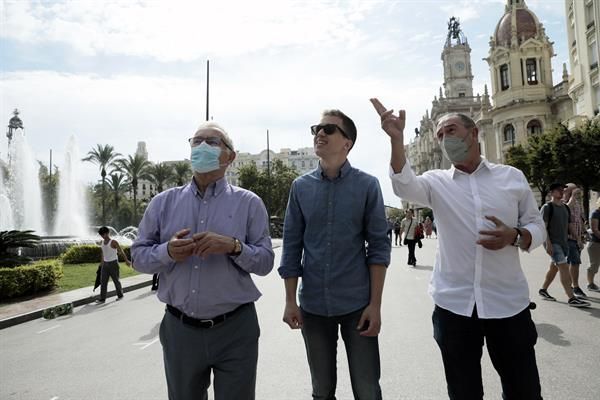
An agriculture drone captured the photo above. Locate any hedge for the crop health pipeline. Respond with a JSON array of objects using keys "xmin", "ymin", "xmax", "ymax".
[
  {"xmin": 61, "ymin": 245, "xmax": 131, "ymax": 264},
  {"xmin": 0, "ymin": 259, "xmax": 63, "ymax": 299}
]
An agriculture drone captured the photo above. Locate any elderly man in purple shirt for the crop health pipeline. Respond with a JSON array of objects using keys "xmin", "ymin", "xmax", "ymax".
[{"xmin": 132, "ymin": 121, "xmax": 274, "ymax": 400}]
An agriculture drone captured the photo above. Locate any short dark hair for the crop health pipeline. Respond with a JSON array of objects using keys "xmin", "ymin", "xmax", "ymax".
[
  {"xmin": 322, "ymin": 109, "xmax": 357, "ymax": 149},
  {"xmin": 439, "ymin": 113, "xmax": 476, "ymax": 129},
  {"xmin": 549, "ymin": 182, "xmax": 565, "ymax": 192},
  {"xmin": 98, "ymin": 226, "xmax": 109, "ymax": 235}
]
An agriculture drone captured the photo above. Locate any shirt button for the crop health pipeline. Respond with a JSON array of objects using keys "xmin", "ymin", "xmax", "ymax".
[
  {"xmin": 194, "ymin": 265, "xmax": 198, "ymax": 269},
  {"xmin": 192, "ymin": 289, "xmax": 196, "ymax": 293},
  {"xmin": 190, "ymin": 312, "xmax": 195, "ymax": 316},
  {"xmin": 203, "ymin": 201, "xmax": 207, "ymax": 204},
  {"xmin": 200, "ymin": 220, "xmax": 204, "ymax": 224}
]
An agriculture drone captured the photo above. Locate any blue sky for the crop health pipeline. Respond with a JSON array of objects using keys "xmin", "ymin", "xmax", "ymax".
[{"xmin": 0, "ymin": 0, "xmax": 567, "ymax": 207}]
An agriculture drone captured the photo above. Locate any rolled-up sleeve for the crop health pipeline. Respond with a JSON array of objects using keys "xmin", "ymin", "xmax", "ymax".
[
  {"xmin": 232, "ymin": 195, "xmax": 274, "ymax": 276},
  {"xmin": 517, "ymin": 172, "xmax": 546, "ymax": 252},
  {"xmin": 364, "ymin": 178, "xmax": 391, "ymax": 267},
  {"xmin": 131, "ymin": 196, "xmax": 176, "ymax": 274},
  {"xmin": 278, "ymin": 181, "xmax": 305, "ymax": 279},
  {"xmin": 389, "ymin": 161, "xmax": 432, "ymax": 207}
]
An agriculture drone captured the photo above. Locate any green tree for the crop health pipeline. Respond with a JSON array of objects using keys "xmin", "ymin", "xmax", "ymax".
[
  {"xmin": 0, "ymin": 230, "xmax": 40, "ymax": 267},
  {"xmin": 238, "ymin": 160, "xmax": 299, "ymax": 218},
  {"xmin": 173, "ymin": 162, "xmax": 192, "ymax": 186},
  {"xmin": 553, "ymin": 120, "xmax": 600, "ymax": 219},
  {"xmin": 82, "ymin": 144, "xmax": 121, "ymax": 225},
  {"xmin": 37, "ymin": 162, "xmax": 59, "ymax": 233},
  {"xmin": 147, "ymin": 162, "xmax": 175, "ymax": 193},
  {"xmin": 106, "ymin": 173, "xmax": 130, "ymax": 228},
  {"xmin": 113, "ymin": 154, "xmax": 151, "ymax": 224},
  {"xmin": 387, "ymin": 207, "xmax": 405, "ymax": 221}
]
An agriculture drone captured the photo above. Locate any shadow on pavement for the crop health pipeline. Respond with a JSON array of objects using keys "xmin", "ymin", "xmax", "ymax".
[
  {"xmin": 133, "ymin": 290, "xmax": 157, "ymax": 301},
  {"xmin": 536, "ymin": 323, "xmax": 571, "ymax": 347},
  {"xmin": 579, "ymin": 306, "xmax": 600, "ymax": 319},
  {"xmin": 139, "ymin": 322, "xmax": 160, "ymax": 341},
  {"xmin": 413, "ymin": 264, "xmax": 433, "ymax": 271}
]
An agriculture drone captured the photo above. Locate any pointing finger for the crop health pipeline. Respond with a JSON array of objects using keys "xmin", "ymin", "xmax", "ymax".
[{"xmin": 370, "ymin": 98, "xmax": 387, "ymax": 116}]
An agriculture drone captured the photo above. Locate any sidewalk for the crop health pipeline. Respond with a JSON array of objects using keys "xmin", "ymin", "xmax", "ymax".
[{"xmin": 0, "ymin": 239, "xmax": 283, "ymax": 330}]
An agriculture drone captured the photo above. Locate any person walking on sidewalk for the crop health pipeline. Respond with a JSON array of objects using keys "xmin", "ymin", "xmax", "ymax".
[
  {"xmin": 400, "ymin": 209, "xmax": 418, "ymax": 266},
  {"xmin": 132, "ymin": 121, "xmax": 274, "ymax": 400},
  {"xmin": 96, "ymin": 226, "xmax": 131, "ymax": 304},
  {"xmin": 538, "ymin": 183, "xmax": 590, "ymax": 307},
  {"xmin": 565, "ymin": 184, "xmax": 587, "ymax": 298},
  {"xmin": 587, "ymin": 197, "xmax": 600, "ymax": 292},
  {"xmin": 371, "ymin": 99, "xmax": 546, "ymax": 400},
  {"xmin": 279, "ymin": 109, "xmax": 390, "ymax": 400}
]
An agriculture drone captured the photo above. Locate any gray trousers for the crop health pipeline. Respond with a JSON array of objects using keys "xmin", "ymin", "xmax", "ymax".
[
  {"xmin": 159, "ymin": 303, "xmax": 260, "ymax": 400},
  {"xmin": 100, "ymin": 260, "xmax": 123, "ymax": 300}
]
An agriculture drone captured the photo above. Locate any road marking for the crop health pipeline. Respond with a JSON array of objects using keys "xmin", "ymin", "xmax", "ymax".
[
  {"xmin": 37, "ymin": 325, "xmax": 60, "ymax": 334},
  {"xmin": 133, "ymin": 338, "xmax": 159, "ymax": 350}
]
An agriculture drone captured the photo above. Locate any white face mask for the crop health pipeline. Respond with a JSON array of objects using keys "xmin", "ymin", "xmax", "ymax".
[{"xmin": 440, "ymin": 134, "xmax": 473, "ymax": 163}]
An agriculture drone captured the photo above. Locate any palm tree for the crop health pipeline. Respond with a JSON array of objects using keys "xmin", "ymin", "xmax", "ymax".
[
  {"xmin": 106, "ymin": 173, "xmax": 130, "ymax": 214},
  {"xmin": 82, "ymin": 144, "xmax": 121, "ymax": 225},
  {"xmin": 147, "ymin": 162, "xmax": 176, "ymax": 193},
  {"xmin": 172, "ymin": 161, "xmax": 192, "ymax": 186},
  {"xmin": 113, "ymin": 154, "xmax": 151, "ymax": 223}
]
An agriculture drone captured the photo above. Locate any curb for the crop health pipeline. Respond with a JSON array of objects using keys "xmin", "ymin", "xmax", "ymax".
[{"xmin": 0, "ymin": 279, "xmax": 153, "ymax": 330}]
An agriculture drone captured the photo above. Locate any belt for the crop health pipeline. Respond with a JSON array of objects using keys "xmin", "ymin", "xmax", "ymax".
[{"xmin": 166, "ymin": 303, "xmax": 250, "ymax": 328}]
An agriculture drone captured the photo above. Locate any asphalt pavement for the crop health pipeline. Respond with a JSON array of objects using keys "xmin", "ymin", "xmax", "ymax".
[{"xmin": 1, "ymin": 238, "xmax": 599, "ymax": 400}]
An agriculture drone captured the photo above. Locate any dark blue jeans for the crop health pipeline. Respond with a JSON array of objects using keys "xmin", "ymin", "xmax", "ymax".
[
  {"xmin": 432, "ymin": 305, "xmax": 542, "ymax": 400},
  {"xmin": 301, "ymin": 308, "xmax": 382, "ymax": 400}
]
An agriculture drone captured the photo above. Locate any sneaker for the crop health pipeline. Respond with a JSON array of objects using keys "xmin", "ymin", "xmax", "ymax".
[
  {"xmin": 573, "ymin": 287, "xmax": 587, "ymax": 298},
  {"xmin": 94, "ymin": 299, "xmax": 105, "ymax": 304},
  {"xmin": 538, "ymin": 289, "xmax": 556, "ymax": 301},
  {"xmin": 115, "ymin": 296, "xmax": 124, "ymax": 301},
  {"xmin": 587, "ymin": 283, "xmax": 600, "ymax": 292},
  {"xmin": 568, "ymin": 297, "xmax": 591, "ymax": 307}
]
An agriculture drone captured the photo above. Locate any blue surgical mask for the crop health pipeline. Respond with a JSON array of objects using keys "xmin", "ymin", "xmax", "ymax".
[{"xmin": 190, "ymin": 142, "xmax": 222, "ymax": 173}]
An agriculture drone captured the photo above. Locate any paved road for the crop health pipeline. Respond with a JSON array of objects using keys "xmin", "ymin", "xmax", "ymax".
[{"xmin": 2, "ymin": 239, "xmax": 599, "ymax": 399}]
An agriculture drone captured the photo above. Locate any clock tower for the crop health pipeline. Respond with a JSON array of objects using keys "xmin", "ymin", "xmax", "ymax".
[{"xmin": 442, "ymin": 17, "xmax": 474, "ymax": 98}]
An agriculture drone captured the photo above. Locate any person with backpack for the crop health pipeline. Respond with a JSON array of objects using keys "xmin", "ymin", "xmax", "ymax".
[{"xmin": 538, "ymin": 183, "xmax": 590, "ymax": 307}]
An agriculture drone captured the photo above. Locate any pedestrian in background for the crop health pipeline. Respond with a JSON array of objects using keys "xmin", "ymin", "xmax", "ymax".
[
  {"xmin": 96, "ymin": 226, "xmax": 131, "ymax": 304},
  {"xmin": 565, "ymin": 184, "xmax": 586, "ymax": 298},
  {"xmin": 400, "ymin": 209, "xmax": 418, "ymax": 266},
  {"xmin": 587, "ymin": 197, "xmax": 600, "ymax": 292}
]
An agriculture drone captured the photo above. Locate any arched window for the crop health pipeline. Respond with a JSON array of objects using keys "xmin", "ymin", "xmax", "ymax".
[
  {"xmin": 503, "ymin": 124, "xmax": 515, "ymax": 144},
  {"xmin": 527, "ymin": 119, "xmax": 542, "ymax": 135}
]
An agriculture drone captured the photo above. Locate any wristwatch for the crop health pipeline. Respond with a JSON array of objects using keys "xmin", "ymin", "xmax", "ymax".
[
  {"xmin": 230, "ymin": 237, "xmax": 242, "ymax": 256},
  {"xmin": 512, "ymin": 228, "xmax": 522, "ymax": 247}
]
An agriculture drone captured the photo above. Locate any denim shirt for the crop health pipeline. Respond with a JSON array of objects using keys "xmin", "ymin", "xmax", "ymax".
[{"xmin": 278, "ymin": 161, "xmax": 391, "ymax": 317}]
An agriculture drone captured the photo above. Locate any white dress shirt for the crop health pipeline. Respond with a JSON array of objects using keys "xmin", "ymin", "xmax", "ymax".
[{"xmin": 390, "ymin": 157, "xmax": 546, "ymax": 318}]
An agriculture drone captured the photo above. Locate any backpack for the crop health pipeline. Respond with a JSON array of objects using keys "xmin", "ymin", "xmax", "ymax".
[{"xmin": 545, "ymin": 202, "xmax": 570, "ymax": 229}]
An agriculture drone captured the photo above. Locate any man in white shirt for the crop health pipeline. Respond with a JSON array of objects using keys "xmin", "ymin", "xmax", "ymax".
[{"xmin": 371, "ymin": 99, "xmax": 546, "ymax": 400}]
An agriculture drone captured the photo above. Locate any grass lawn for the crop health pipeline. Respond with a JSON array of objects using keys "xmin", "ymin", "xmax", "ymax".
[{"xmin": 59, "ymin": 262, "xmax": 140, "ymax": 293}]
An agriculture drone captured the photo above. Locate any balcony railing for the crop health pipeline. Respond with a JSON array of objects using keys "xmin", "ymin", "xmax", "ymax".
[
  {"xmin": 587, "ymin": 21, "xmax": 595, "ymax": 30},
  {"xmin": 591, "ymin": 62, "xmax": 598, "ymax": 70}
]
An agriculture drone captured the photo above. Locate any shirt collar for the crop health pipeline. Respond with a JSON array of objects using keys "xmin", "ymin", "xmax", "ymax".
[
  {"xmin": 316, "ymin": 159, "xmax": 352, "ymax": 181},
  {"xmin": 450, "ymin": 156, "xmax": 489, "ymax": 179},
  {"xmin": 189, "ymin": 176, "xmax": 229, "ymax": 198}
]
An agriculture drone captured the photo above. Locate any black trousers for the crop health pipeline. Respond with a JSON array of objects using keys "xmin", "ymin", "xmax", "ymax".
[
  {"xmin": 432, "ymin": 305, "xmax": 542, "ymax": 400},
  {"xmin": 100, "ymin": 260, "xmax": 123, "ymax": 300},
  {"xmin": 405, "ymin": 239, "xmax": 417, "ymax": 264}
]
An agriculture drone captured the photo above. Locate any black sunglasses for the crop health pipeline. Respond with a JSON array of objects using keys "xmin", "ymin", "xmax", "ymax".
[{"xmin": 310, "ymin": 124, "xmax": 349, "ymax": 139}]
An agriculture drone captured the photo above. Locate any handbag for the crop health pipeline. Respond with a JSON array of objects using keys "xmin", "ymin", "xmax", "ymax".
[
  {"xmin": 415, "ymin": 224, "xmax": 425, "ymax": 240},
  {"xmin": 403, "ymin": 220, "xmax": 413, "ymax": 245}
]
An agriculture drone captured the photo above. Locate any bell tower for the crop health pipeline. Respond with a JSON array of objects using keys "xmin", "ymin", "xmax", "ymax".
[{"xmin": 441, "ymin": 17, "xmax": 474, "ymax": 98}]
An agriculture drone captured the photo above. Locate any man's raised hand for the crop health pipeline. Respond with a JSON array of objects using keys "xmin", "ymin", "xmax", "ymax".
[{"xmin": 370, "ymin": 98, "xmax": 406, "ymax": 141}]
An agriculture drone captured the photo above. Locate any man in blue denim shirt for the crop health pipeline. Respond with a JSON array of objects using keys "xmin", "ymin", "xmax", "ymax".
[{"xmin": 279, "ymin": 109, "xmax": 391, "ymax": 400}]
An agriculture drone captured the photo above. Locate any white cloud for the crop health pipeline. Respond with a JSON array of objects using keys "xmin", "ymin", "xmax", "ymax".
[{"xmin": 1, "ymin": 0, "xmax": 378, "ymax": 61}]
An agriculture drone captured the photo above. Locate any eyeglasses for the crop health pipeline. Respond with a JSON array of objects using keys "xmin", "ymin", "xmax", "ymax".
[
  {"xmin": 310, "ymin": 124, "xmax": 349, "ymax": 139},
  {"xmin": 188, "ymin": 136, "xmax": 233, "ymax": 151}
]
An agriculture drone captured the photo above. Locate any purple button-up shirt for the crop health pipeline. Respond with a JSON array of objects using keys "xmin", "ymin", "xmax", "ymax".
[{"xmin": 131, "ymin": 177, "xmax": 274, "ymax": 318}]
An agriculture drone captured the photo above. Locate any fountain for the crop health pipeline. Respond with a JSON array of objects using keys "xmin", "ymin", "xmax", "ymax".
[{"xmin": 1, "ymin": 110, "xmax": 108, "ymax": 260}]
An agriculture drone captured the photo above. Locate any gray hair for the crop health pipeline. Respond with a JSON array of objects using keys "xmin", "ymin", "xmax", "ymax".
[
  {"xmin": 194, "ymin": 121, "xmax": 235, "ymax": 152},
  {"xmin": 438, "ymin": 113, "xmax": 476, "ymax": 129}
]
